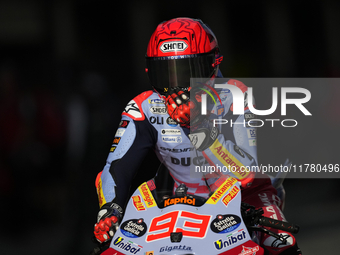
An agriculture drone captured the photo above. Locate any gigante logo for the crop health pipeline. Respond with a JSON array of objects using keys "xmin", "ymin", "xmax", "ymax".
[{"xmin": 199, "ymin": 84, "xmax": 312, "ymax": 127}]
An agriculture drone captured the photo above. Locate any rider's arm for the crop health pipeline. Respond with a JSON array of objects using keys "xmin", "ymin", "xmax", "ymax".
[
  {"xmin": 95, "ymin": 91, "xmax": 157, "ymax": 209},
  {"xmin": 193, "ymin": 79, "xmax": 258, "ymax": 187}
]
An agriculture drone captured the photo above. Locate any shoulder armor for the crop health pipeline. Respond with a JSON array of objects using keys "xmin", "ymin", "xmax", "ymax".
[
  {"xmin": 227, "ymin": 79, "xmax": 248, "ymax": 93},
  {"xmin": 227, "ymin": 79, "xmax": 250, "ymax": 112},
  {"xmin": 122, "ymin": 90, "xmax": 154, "ymax": 121}
]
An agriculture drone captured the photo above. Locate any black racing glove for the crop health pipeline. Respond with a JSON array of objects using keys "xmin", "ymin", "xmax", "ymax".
[{"xmin": 188, "ymin": 121, "xmax": 219, "ymax": 151}]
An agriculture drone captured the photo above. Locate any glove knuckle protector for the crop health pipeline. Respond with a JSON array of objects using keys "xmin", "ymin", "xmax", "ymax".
[
  {"xmin": 166, "ymin": 87, "xmax": 200, "ymax": 126},
  {"xmin": 94, "ymin": 202, "xmax": 123, "ymax": 243}
]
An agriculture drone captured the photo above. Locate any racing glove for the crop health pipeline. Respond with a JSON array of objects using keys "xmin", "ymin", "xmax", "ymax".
[
  {"xmin": 94, "ymin": 202, "xmax": 123, "ymax": 243},
  {"xmin": 166, "ymin": 87, "xmax": 201, "ymax": 126},
  {"xmin": 188, "ymin": 120, "xmax": 219, "ymax": 151}
]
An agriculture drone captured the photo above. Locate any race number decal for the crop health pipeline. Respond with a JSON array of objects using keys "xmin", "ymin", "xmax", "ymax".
[
  {"xmin": 146, "ymin": 211, "xmax": 211, "ymax": 242},
  {"xmin": 177, "ymin": 211, "xmax": 211, "ymax": 238},
  {"xmin": 146, "ymin": 211, "xmax": 179, "ymax": 242}
]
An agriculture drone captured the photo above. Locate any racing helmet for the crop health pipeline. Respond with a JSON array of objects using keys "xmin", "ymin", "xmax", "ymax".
[{"xmin": 145, "ymin": 18, "xmax": 222, "ymax": 95}]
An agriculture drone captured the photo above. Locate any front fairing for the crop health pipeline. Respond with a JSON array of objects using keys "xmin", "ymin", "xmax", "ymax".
[{"xmin": 104, "ymin": 146, "xmax": 263, "ymax": 255}]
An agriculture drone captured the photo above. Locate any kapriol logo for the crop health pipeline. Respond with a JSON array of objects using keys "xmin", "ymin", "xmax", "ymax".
[{"xmin": 199, "ymin": 83, "xmax": 312, "ymax": 128}]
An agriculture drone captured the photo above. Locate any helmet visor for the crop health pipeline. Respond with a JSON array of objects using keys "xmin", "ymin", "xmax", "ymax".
[{"xmin": 146, "ymin": 51, "xmax": 216, "ymax": 94}]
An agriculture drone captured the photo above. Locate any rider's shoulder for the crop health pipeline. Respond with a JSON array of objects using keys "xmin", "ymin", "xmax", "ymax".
[
  {"xmin": 133, "ymin": 90, "xmax": 155, "ymax": 102},
  {"xmin": 225, "ymin": 78, "xmax": 248, "ymax": 93},
  {"xmin": 122, "ymin": 90, "xmax": 161, "ymax": 121}
]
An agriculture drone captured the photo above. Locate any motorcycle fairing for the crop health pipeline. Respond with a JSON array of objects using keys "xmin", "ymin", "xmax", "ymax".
[{"xmin": 106, "ymin": 176, "xmax": 264, "ymax": 255}]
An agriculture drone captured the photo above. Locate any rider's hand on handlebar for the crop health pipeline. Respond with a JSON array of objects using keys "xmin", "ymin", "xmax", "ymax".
[{"xmin": 94, "ymin": 202, "xmax": 123, "ymax": 243}]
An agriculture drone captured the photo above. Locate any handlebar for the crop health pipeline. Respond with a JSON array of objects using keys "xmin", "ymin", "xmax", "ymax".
[
  {"xmin": 241, "ymin": 202, "xmax": 300, "ymax": 234},
  {"xmin": 257, "ymin": 216, "xmax": 300, "ymax": 234}
]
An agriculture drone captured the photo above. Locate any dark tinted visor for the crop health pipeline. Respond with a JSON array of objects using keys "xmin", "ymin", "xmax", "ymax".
[{"xmin": 146, "ymin": 51, "xmax": 216, "ymax": 94}]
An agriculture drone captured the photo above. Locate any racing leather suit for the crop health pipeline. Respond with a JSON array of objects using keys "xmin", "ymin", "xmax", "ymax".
[{"xmin": 95, "ymin": 79, "xmax": 300, "ymax": 254}]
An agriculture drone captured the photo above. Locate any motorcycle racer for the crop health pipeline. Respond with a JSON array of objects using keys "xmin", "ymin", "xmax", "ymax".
[{"xmin": 93, "ymin": 17, "xmax": 301, "ymax": 255}]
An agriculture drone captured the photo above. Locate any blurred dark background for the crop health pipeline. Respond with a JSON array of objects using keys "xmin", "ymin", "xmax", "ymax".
[{"xmin": 0, "ymin": 0, "xmax": 339, "ymax": 254}]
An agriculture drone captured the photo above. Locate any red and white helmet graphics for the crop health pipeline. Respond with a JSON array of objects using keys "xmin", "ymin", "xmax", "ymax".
[{"xmin": 146, "ymin": 17, "xmax": 218, "ymax": 58}]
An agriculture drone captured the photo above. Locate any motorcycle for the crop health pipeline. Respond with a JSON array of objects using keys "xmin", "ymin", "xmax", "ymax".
[{"xmin": 91, "ymin": 149, "xmax": 299, "ymax": 255}]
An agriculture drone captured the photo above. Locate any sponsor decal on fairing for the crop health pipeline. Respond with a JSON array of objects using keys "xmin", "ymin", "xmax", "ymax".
[
  {"xmin": 120, "ymin": 219, "xmax": 147, "ymax": 238},
  {"xmin": 221, "ymin": 186, "xmax": 240, "ymax": 207},
  {"xmin": 239, "ymin": 245, "xmax": 260, "ymax": 255},
  {"xmin": 131, "ymin": 195, "xmax": 146, "ymax": 211},
  {"xmin": 159, "ymin": 245, "xmax": 193, "ymax": 252},
  {"xmin": 206, "ymin": 177, "xmax": 238, "ymax": 204},
  {"xmin": 112, "ymin": 237, "xmax": 142, "ymax": 254},
  {"xmin": 210, "ymin": 214, "xmax": 242, "ymax": 234},
  {"xmin": 146, "ymin": 180, "xmax": 156, "ymax": 191},
  {"xmin": 214, "ymin": 230, "xmax": 247, "ymax": 250},
  {"xmin": 163, "ymin": 196, "xmax": 196, "ymax": 207},
  {"xmin": 138, "ymin": 183, "xmax": 156, "ymax": 208}
]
